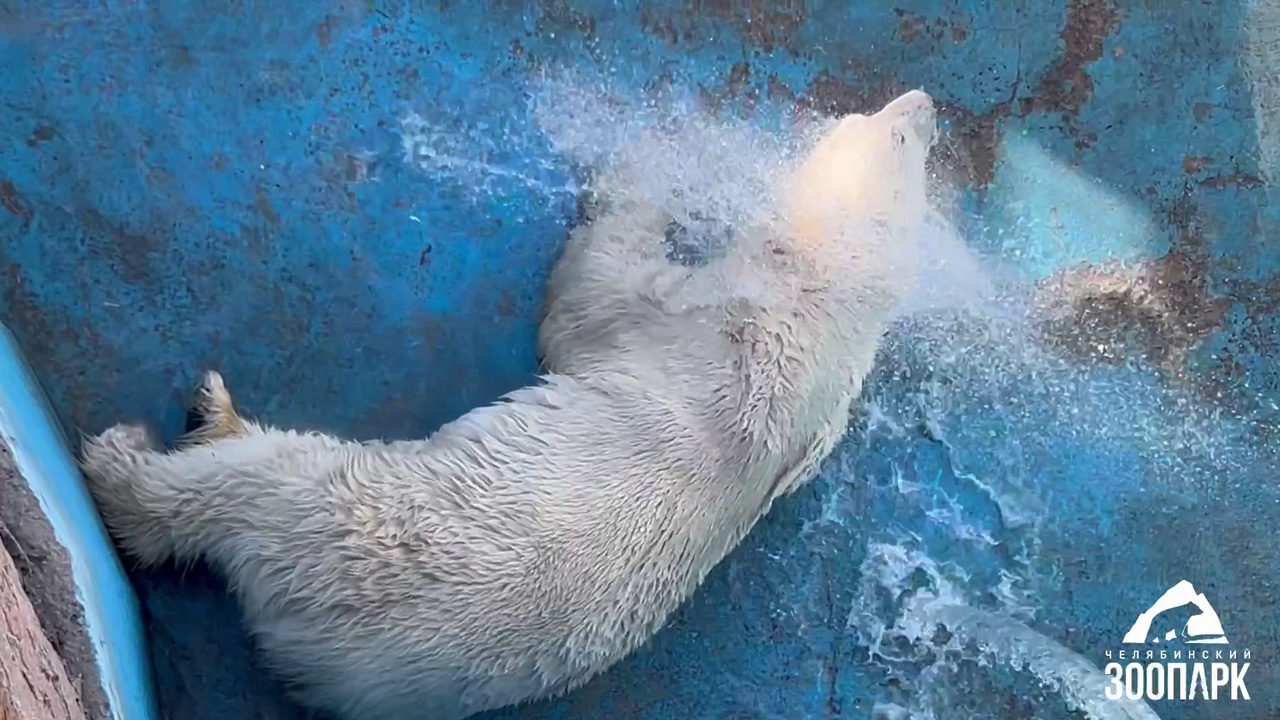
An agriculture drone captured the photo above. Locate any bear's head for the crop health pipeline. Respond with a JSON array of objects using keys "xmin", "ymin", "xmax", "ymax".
[
  {"xmin": 786, "ymin": 89, "xmax": 936, "ymax": 288},
  {"xmin": 538, "ymin": 88, "xmax": 936, "ymax": 403},
  {"xmin": 690, "ymin": 89, "xmax": 938, "ymax": 503},
  {"xmin": 763, "ymin": 89, "xmax": 937, "ymax": 382}
]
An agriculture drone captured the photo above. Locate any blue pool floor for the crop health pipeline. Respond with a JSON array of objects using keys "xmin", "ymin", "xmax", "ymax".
[{"xmin": 1, "ymin": 2, "xmax": 1279, "ymax": 718}]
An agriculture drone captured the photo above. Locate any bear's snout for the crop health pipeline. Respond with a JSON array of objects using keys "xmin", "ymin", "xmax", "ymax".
[{"xmin": 883, "ymin": 89, "xmax": 937, "ymax": 149}]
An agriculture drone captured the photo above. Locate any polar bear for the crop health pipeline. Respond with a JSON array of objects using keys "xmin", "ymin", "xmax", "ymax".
[{"xmin": 79, "ymin": 89, "xmax": 936, "ymax": 720}]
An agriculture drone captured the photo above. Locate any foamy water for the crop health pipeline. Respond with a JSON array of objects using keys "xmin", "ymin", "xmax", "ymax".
[
  {"xmin": 853, "ymin": 543, "xmax": 1159, "ymax": 719},
  {"xmin": 845, "ymin": 262, "xmax": 1275, "ymax": 717},
  {"xmin": 528, "ymin": 72, "xmax": 821, "ymax": 237}
]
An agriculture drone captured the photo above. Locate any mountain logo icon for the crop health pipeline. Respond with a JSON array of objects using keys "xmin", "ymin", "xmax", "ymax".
[{"xmin": 1122, "ymin": 580, "xmax": 1229, "ymax": 645}]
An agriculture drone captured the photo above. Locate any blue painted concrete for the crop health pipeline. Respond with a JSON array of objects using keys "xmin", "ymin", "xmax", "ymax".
[
  {"xmin": 0, "ymin": 323, "xmax": 157, "ymax": 720},
  {"xmin": 1, "ymin": 1, "xmax": 1278, "ymax": 718}
]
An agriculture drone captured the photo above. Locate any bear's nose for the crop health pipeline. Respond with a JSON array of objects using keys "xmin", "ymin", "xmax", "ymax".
[{"xmin": 885, "ymin": 89, "xmax": 937, "ymax": 147}]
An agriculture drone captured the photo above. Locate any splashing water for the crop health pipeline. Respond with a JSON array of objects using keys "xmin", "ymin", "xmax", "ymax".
[
  {"xmin": 844, "ymin": 228, "xmax": 1277, "ymax": 716},
  {"xmin": 919, "ymin": 604, "xmax": 1159, "ymax": 720},
  {"xmin": 842, "ymin": 200, "xmax": 1278, "ymax": 716},
  {"xmin": 401, "ymin": 110, "xmax": 579, "ymax": 199},
  {"xmin": 895, "ymin": 207, "xmax": 998, "ymax": 318},
  {"xmin": 853, "ymin": 543, "xmax": 1159, "ymax": 719},
  {"xmin": 528, "ymin": 70, "xmax": 823, "ymax": 240}
]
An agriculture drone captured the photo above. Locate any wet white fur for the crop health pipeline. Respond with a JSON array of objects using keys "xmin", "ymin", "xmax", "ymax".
[{"xmin": 80, "ymin": 90, "xmax": 936, "ymax": 720}]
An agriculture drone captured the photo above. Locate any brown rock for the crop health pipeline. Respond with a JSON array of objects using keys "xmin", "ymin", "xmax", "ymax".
[{"xmin": 0, "ymin": 534, "xmax": 86, "ymax": 720}]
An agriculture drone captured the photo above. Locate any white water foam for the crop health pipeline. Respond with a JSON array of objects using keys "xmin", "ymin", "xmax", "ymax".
[
  {"xmin": 852, "ymin": 543, "xmax": 1160, "ymax": 720},
  {"xmin": 528, "ymin": 70, "xmax": 820, "ymax": 239}
]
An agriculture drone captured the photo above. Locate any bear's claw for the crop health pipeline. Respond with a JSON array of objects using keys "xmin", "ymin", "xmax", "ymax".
[{"xmin": 176, "ymin": 370, "xmax": 248, "ymax": 448}]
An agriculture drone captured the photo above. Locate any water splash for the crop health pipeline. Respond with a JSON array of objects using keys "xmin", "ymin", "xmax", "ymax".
[
  {"xmin": 528, "ymin": 70, "xmax": 821, "ymax": 240},
  {"xmin": 920, "ymin": 603, "xmax": 1160, "ymax": 720},
  {"xmin": 839, "ymin": 196, "xmax": 1277, "ymax": 716},
  {"xmin": 398, "ymin": 111, "xmax": 579, "ymax": 201},
  {"xmin": 894, "ymin": 207, "xmax": 997, "ymax": 318},
  {"xmin": 850, "ymin": 543, "xmax": 1160, "ymax": 720}
]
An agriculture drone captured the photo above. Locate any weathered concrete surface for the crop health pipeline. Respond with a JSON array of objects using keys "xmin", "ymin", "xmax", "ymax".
[
  {"xmin": 0, "ymin": 547, "xmax": 84, "ymax": 720},
  {"xmin": 0, "ymin": 1, "xmax": 1277, "ymax": 718},
  {"xmin": 0, "ymin": 444, "xmax": 86, "ymax": 720},
  {"xmin": 0, "ymin": 443, "xmax": 110, "ymax": 720}
]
